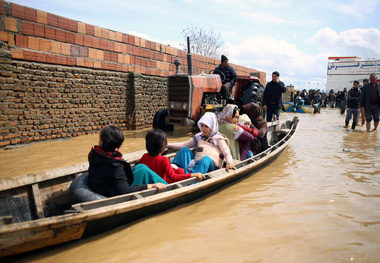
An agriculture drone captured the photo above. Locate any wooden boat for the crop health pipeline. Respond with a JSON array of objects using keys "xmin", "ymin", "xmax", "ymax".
[{"xmin": 0, "ymin": 116, "xmax": 299, "ymax": 259}]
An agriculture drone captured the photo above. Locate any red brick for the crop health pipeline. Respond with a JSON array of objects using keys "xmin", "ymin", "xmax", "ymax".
[
  {"xmin": 92, "ymin": 38, "xmax": 100, "ymax": 49},
  {"xmin": 11, "ymin": 3, "xmax": 24, "ymax": 19},
  {"xmin": 50, "ymin": 41, "xmax": 61, "ymax": 53},
  {"xmin": 23, "ymin": 50, "xmax": 35, "ymax": 61},
  {"xmin": 76, "ymin": 57, "xmax": 85, "ymax": 66},
  {"xmin": 65, "ymin": 32, "xmax": 75, "ymax": 44},
  {"xmin": 37, "ymin": 10, "xmax": 48, "ymax": 24},
  {"xmin": 28, "ymin": 37, "xmax": 39, "ymax": 50},
  {"xmin": 24, "ymin": 7, "xmax": 37, "ymax": 22},
  {"xmin": 122, "ymin": 34, "xmax": 129, "ymax": 43},
  {"xmin": 126, "ymin": 44, "xmax": 133, "ymax": 54},
  {"xmin": 75, "ymin": 34, "xmax": 84, "ymax": 45},
  {"xmin": 128, "ymin": 35, "xmax": 135, "ymax": 45},
  {"xmin": 35, "ymin": 52, "xmax": 47, "ymax": 62},
  {"xmin": 7, "ymin": 33, "xmax": 15, "ymax": 46},
  {"xmin": 55, "ymin": 29, "xmax": 65, "ymax": 42},
  {"xmin": 10, "ymin": 48, "xmax": 23, "ymax": 59},
  {"xmin": 79, "ymin": 47, "xmax": 88, "ymax": 57},
  {"xmin": 22, "ymin": 21, "xmax": 34, "ymax": 35},
  {"xmin": 110, "ymin": 53, "xmax": 118, "ymax": 62},
  {"xmin": 16, "ymin": 35, "xmax": 28, "ymax": 48},
  {"xmin": 0, "ymin": 31, "xmax": 7, "ymax": 42},
  {"xmin": 4, "ymin": 17, "xmax": 18, "ymax": 32},
  {"xmin": 45, "ymin": 27, "xmax": 56, "ymax": 39},
  {"xmin": 67, "ymin": 19, "xmax": 77, "ymax": 32},
  {"xmin": 85, "ymin": 59, "xmax": 94, "ymax": 68},
  {"xmin": 34, "ymin": 24, "xmax": 45, "ymax": 37},
  {"xmin": 106, "ymin": 40, "xmax": 114, "ymax": 51},
  {"xmin": 58, "ymin": 16, "xmax": 69, "ymax": 30},
  {"xmin": 39, "ymin": 39, "xmax": 51, "ymax": 52},
  {"xmin": 83, "ymin": 36, "xmax": 92, "ymax": 47},
  {"xmin": 86, "ymin": 24, "xmax": 94, "ymax": 36},
  {"xmin": 77, "ymin": 22, "xmax": 86, "ymax": 33},
  {"xmin": 47, "ymin": 13, "xmax": 58, "ymax": 27},
  {"xmin": 0, "ymin": 0, "xmax": 5, "ymax": 15},
  {"xmin": 61, "ymin": 43, "xmax": 70, "ymax": 55},
  {"xmin": 67, "ymin": 57, "xmax": 75, "ymax": 66},
  {"xmin": 101, "ymin": 28, "xmax": 109, "ymax": 39},
  {"xmin": 104, "ymin": 51, "xmax": 111, "ymax": 61},
  {"xmin": 70, "ymin": 45, "xmax": 80, "ymax": 57},
  {"xmin": 115, "ymin": 64, "xmax": 123, "ymax": 72}
]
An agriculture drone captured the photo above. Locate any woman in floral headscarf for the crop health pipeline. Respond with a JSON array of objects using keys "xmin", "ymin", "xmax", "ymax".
[
  {"xmin": 218, "ymin": 104, "xmax": 257, "ymax": 161},
  {"xmin": 167, "ymin": 112, "xmax": 235, "ymax": 173},
  {"xmin": 243, "ymin": 102, "xmax": 268, "ymax": 154}
]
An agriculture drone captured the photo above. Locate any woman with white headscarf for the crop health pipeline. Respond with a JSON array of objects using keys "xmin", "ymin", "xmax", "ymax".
[{"xmin": 167, "ymin": 112, "xmax": 235, "ymax": 173}]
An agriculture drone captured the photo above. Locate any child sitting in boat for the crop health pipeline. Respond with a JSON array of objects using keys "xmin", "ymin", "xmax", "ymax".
[
  {"xmin": 139, "ymin": 129, "xmax": 205, "ymax": 183},
  {"xmin": 238, "ymin": 114, "xmax": 257, "ymax": 159},
  {"xmin": 243, "ymin": 102, "xmax": 269, "ymax": 155},
  {"xmin": 167, "ymin": 112, "xmax": 235, "ymax": 173},
  {"xmin": 88, "ymin": 125, "xmax": 167, "ymax": 197},
  {"xmin": 218, "ymin": 104, "xmax": 256, "ymax": 161}
]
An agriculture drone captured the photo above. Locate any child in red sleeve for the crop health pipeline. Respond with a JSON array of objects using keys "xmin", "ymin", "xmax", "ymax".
[
  {"xmin": 139, "ymin": 129, "xmax": 205, "ymax": 184},
  {"xmin": 238, "ymin": 114, "xmax": 258, "ymax": 159}
]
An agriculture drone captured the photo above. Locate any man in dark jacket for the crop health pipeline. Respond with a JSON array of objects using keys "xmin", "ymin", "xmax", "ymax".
[
  {"xmin": 263, "ymin": 71, "xmax": 287, "ymax": 122},
  {"xmin": 360, "ymin": 73, "xmax": 380, "ymax": 132},
  {"xmin": 214, "ymin": 55, "xmax": 237, "ymax": 101},
  {"xmin": 345, "ymin": 81, "xmax": 361, "ymax": 129}
]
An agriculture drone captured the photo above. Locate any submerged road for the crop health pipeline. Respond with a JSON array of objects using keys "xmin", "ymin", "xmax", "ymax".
[{"xmin": 3, "ymin": 109, "xmax": 380, "ymax": 262}]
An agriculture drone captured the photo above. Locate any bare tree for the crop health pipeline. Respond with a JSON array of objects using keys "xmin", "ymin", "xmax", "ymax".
[{"xmin": 180, "ymin": 25, "xmax": 228, "ymax": 59}]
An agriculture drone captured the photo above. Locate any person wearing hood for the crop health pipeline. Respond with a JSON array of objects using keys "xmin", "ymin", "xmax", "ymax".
[
  {"xmin": 88, "ymin": 125, "xmax": 167, "ymax": 197},
  {"xmin": 168, "ymin": 112, "xmax": 235, "ymax": 173},
  {"xmin": 214, "ymin": 55, "xmax": 237, "ymax": 101},
  {"xmin": 243, "ymin": 102, "xmax": 269, "ymax": 155}
]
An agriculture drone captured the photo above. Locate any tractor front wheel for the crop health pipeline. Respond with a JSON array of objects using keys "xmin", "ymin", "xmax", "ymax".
[{"xmin": 153, "ymin": 109, "xmax": 173, "ymax": 132}]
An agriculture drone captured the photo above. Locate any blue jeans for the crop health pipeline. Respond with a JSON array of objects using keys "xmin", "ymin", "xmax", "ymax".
[
  {"xmin": 345, "ymin": 108, "xmax": 359, "ymax": 123},
  {"xmin": 172, "ymin": 147, "xmax": 215, "ymax": 174}
]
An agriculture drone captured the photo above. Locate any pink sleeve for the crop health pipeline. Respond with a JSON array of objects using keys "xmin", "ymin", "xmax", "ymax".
[
  {"xmin": 217, "ymin": 139, "xmax": 233, "ymax": 163},
  {"xmin": 167, "ymin": 137, "xmax": 196, "ymax": 150}
]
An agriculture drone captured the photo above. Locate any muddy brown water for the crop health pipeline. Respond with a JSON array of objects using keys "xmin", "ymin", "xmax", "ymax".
[{"xmin": 2, "ymin": 109, "xmax": 380, "ymax": 262}]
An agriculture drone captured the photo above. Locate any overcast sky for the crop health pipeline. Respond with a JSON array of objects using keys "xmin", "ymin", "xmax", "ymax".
[{"xmin": 10, "ymin": 0, "xmax": 380, "ymax": 91}]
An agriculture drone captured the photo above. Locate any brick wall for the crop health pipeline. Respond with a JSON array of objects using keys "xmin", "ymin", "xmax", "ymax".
[{"xmin": 0, "ymin": 1, "xmax": 266, "ymax": 147}]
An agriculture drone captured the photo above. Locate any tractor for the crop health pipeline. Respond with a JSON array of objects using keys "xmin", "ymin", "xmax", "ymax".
[{"xmin": 153, "ymin": 38, "xmax": 264, "ymax": 131}]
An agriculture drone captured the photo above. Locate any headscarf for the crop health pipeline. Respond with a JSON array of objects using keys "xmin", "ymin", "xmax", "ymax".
[
  {"xmin": 218, "ymin": 104, "xmax": 243, "ymax": 138},
  {"xmin": 197, "ymin": 112, "xmax": 219, "ymax": 139},
  {"xmin": 238, "ymin": 114, "xmax": 251, "ymax": 126},
  {"xmin": 243, "ymin": 102, "xmax": 266, "ymax": 128},
  {"xmin": 218, "ymin": 104, "xmax": 239, "ymax": 124}
]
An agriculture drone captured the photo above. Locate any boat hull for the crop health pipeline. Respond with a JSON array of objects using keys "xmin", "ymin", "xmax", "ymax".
[{"xmin": 0, "ymin": 117, "xmax": 299, "ymax": 258}]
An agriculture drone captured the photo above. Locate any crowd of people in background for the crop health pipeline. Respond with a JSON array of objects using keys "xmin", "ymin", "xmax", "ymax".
[{"xmin": 293, "ymin": 73, "xmax": 379, "ymax": 131}]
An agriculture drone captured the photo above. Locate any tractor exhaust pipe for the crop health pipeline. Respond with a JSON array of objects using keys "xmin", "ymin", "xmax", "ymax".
[{"xmin": 187, "ymin": 37, "xmax": 193, "ymax": 75}]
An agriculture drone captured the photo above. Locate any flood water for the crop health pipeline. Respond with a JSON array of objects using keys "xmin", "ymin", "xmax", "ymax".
[{"xmin": 3, "ymin": 109, "xmax": 380, "ymax": 262}]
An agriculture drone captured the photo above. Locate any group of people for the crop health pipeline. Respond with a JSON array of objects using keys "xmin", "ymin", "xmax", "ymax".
[
  {"xmin": 87, "ymin": 102, "xmax": 269, "ymax": 198},
  {"xmin": 345, "ymin": 73, "xmax": 380, "ymax": 132}
]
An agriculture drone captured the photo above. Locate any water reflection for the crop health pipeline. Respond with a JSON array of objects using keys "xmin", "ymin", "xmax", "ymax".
[{"xmin": 5, "ymin": 109, "xmax": 380, "ymax": 263}]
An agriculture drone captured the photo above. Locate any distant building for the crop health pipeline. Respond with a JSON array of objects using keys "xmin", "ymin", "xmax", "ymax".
[{"xmin": 326, "ymin": 56, "xmax": 380, "ymax": 92}]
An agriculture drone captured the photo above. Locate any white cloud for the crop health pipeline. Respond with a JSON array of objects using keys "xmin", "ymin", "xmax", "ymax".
[
  {"xmin": 327, "ymin": 0, "xmax": 380, "ymax": 19},
  {"xmin": 227, "ymin": 35, "xmax": 329, "ymax": 90},
  {"xmin": 307, "ymin": 27, "xmax": 380, "ymax": 58}
]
